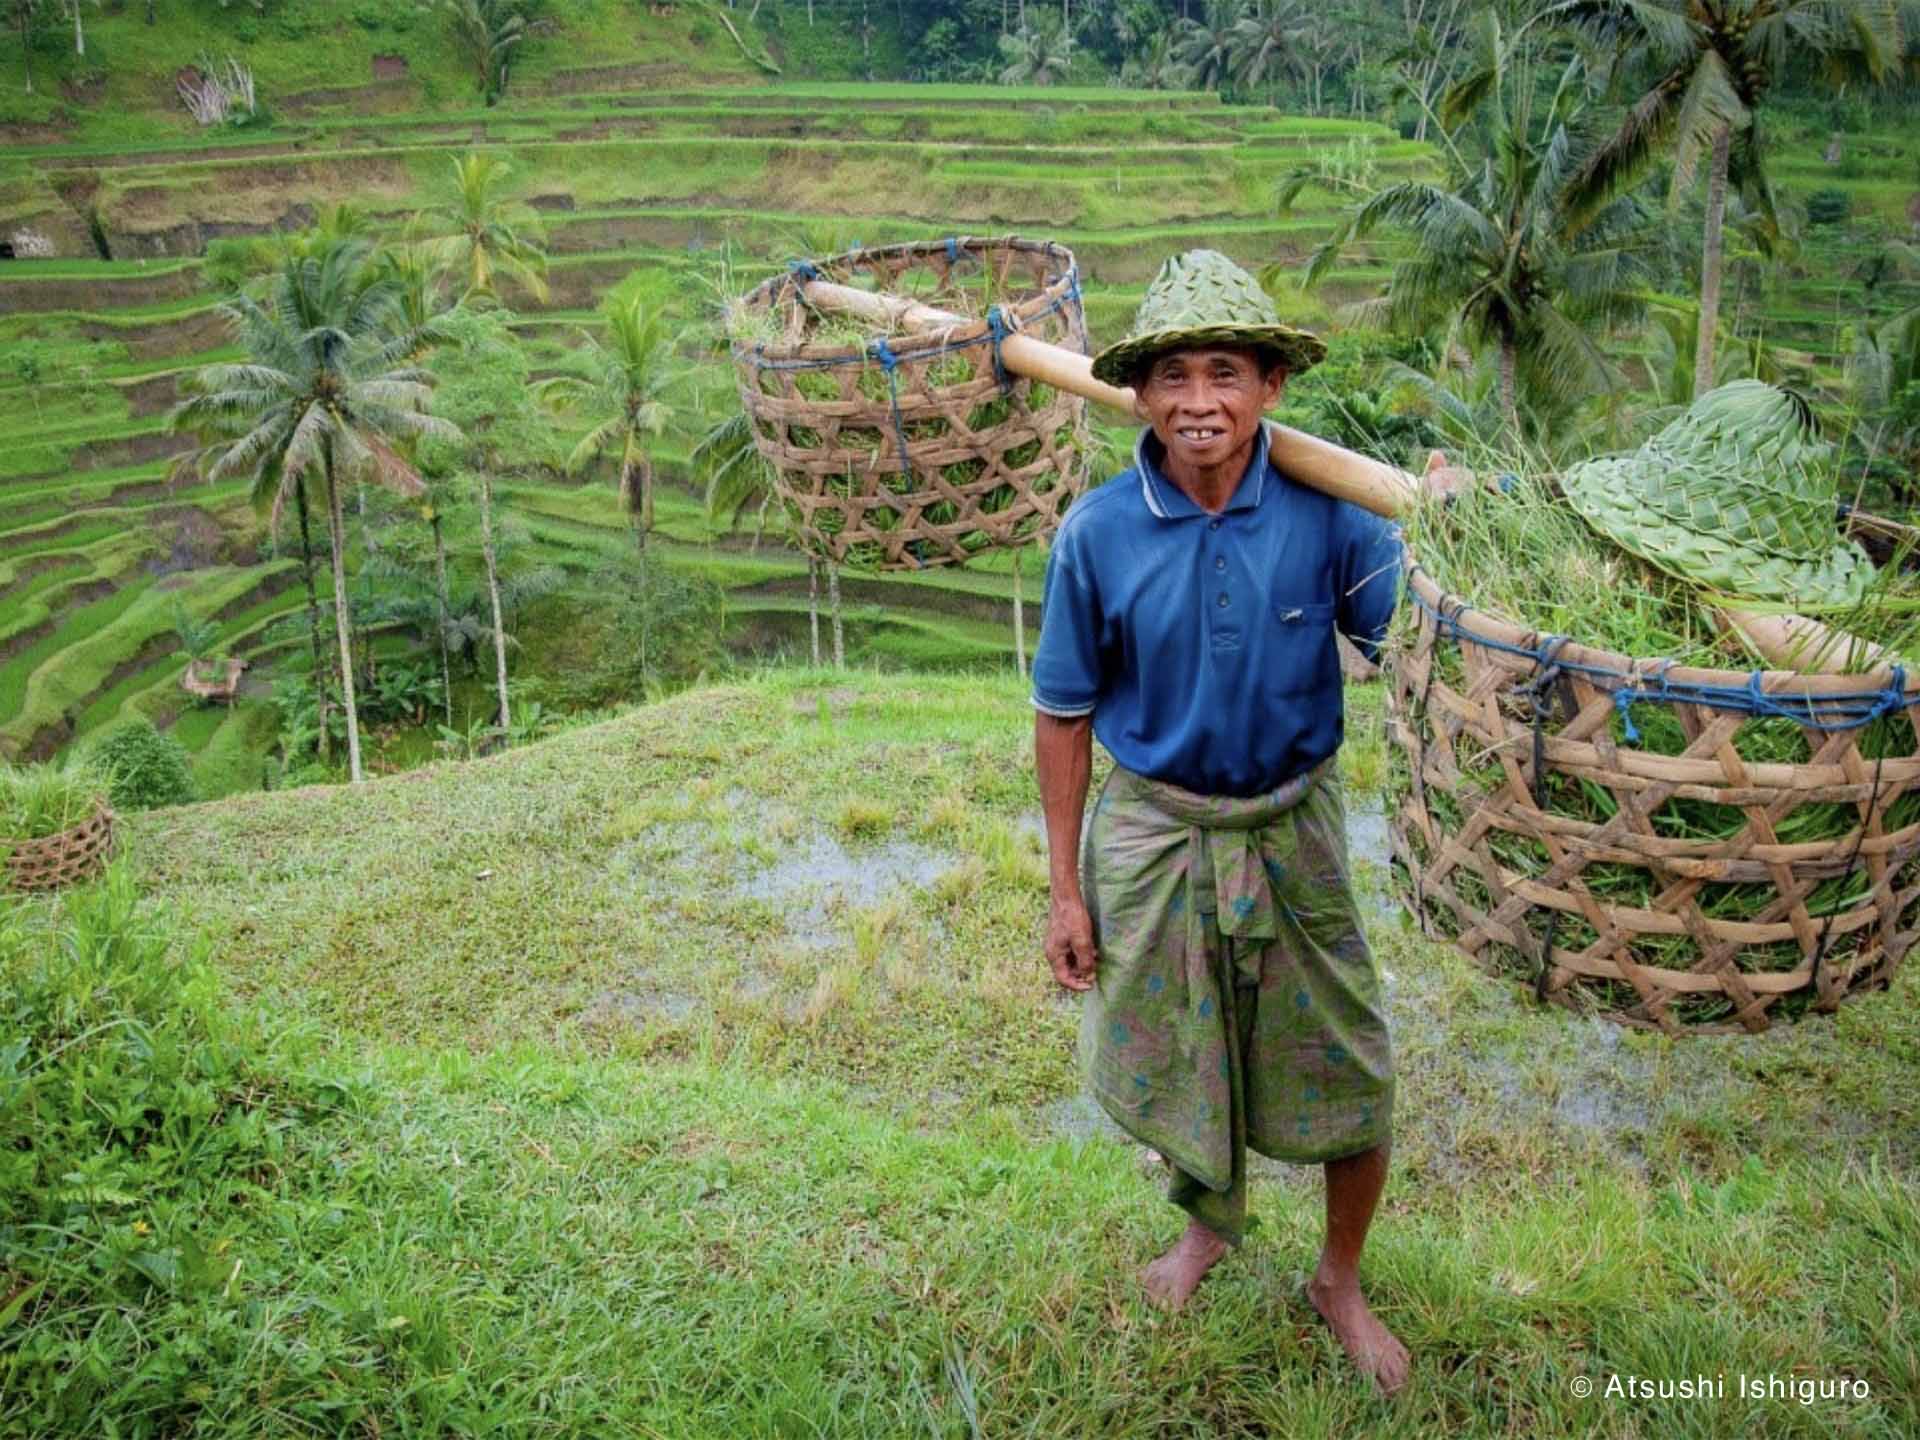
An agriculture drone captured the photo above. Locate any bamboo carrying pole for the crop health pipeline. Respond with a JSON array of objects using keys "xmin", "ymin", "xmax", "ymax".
[
  {"xmin": 801, "ymin": 278, "xmax": 1420, "ymax": 518},
  {"xmin": 801, "ymin": 276, "xmax": 1888, "ymax": 680}
]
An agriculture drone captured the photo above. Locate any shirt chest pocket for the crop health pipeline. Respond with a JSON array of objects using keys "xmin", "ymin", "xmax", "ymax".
[{"xmin": 1263, "ymin": 599, "xmax": 1337, "ymax": 697}]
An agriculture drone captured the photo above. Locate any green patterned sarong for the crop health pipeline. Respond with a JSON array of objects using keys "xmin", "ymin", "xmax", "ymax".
[{"xmin": 1080, "ymin": 762, "xmax": 1393, "ymax": 1241}]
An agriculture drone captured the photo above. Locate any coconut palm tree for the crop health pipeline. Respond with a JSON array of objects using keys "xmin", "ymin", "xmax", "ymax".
[
  {"xmin": 1123, "ymin": 28, "xmax": 1195, "ymax": 89},
  {"xmin": 418, "ymin": 152, "xmax": 549, "ymax": 307},
  {"xmin": 375, "ymin": 228, "xmax": 453, "ymax": 337},
  {"xmin": 170, "ymin": 239, "xmax": 460, "ymax": 783},
  {"xmin": 538, "ymin": 296, "xmax": 677, "ymax": 576},
  {"xmin": 1290, "ymin": 48, "xmax": 1653, "ymax": 435},
  {"xmin": 1232, "ymin": 0, "xmax": 1304, "ymax": 98},
  {"xmin": 439, "ymin": 0, "xmax": 531, "ymax": 103},
  {"xmin": 997, "ymin": 13, "xmax": 1073, "ymax": 84},
  {"xmin": 1177, "ymin": 0, "xmax": 1246, "ymax": 92},
  {"xmin": 1555, "ymin": 0, "xmax": 1902, "ymax": 398}
]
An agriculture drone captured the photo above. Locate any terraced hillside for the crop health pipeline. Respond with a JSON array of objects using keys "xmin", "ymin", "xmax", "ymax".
[
  {"xmin": 8, "ymin": 45, "xmax": 1916, "ymax": 799},
  {"xmin": 0, "ymin": 76, "xmax": 1420, "ymax": 794}
]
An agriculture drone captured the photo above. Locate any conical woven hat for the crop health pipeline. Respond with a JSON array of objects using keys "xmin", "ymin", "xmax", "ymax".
[
  {"xmin": 1562, "ymin": 381, "xmax": 1874, "ymax": 606},
  {"xmin": 1090, "ymin": 249, "xmax": 1328, "ymax": 386}
]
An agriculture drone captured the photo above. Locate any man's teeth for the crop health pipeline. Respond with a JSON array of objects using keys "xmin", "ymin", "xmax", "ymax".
[{"xmin": 1179, "ymin": 428, "xmax": 1222, "ymax": 440}]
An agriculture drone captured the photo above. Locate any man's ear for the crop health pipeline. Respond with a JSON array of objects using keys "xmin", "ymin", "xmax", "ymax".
[{"xmin": 1263, "ymin": 366, "xmax": 1289, "ymax": 410}]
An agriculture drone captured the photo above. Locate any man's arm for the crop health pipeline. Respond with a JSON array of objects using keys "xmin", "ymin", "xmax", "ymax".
[{"xmin": 1034, "ymin": 710, "xmax": 1098, "ymax": 992}]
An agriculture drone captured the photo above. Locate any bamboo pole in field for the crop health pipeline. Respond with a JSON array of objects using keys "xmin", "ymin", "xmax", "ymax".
[{"xmin": 799, "ymin": 277, "xmax": 1888, "ymax": 680}]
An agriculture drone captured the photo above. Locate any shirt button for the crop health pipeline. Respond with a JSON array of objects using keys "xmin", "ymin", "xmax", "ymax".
[
  {"xmin": 1217, "ymin": 593, "xmax": 1230, "ymax": 608},
  {"xmin": 1208, "ymin": 519, "xmax": 1221, "ymax": 530},
  {"xmin": 1214, "ymin": 556, "xmax": 1226, "ymax": 571}
]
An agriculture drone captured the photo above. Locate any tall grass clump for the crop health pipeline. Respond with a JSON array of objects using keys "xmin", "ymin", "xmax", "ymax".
[{"xmin": 0, "ymin": 867, "xmax": 332, "ymax": 1434}]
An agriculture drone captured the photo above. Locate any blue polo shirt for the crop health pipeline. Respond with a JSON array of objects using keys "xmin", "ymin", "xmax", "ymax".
[{"xmin": 1030, "ymin": 425, "xmax": 1402, "ymax": 797}]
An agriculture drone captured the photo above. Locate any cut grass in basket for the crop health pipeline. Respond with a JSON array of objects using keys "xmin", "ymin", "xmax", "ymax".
[
  {"xmin": 1393, "ymin": 447, "xmax": 1920, "ymax": 1026},
  {"xmin": 0, "ymin": 757, "xmax": 107, "ymax": 857},
  {"xmin": 1396, "ymin": 469, "xmax": 1920, "ymax": 673}
]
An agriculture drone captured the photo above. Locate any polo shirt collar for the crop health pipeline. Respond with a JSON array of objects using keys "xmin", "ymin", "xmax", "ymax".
[{"xmin": 1134, "ymin": 424, "xmax": 1271, "ymax": 520}]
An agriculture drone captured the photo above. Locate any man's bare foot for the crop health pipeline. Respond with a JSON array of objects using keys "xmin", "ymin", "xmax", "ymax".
[
  {"xmin": 1142, "ymin": 1220, "xmax": 1231, "ymax": 1310},
  {"xmin": 1307, "ymin": 1266, "xmax": 1411, "ymax": 1395}
]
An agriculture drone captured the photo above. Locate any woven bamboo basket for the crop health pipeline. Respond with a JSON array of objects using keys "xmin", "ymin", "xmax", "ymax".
[
  {"xmin": 1387, "ymin": 560, "xmax": 1920, "ymax": 1035},
  {"xmin": 6, "ymin": 802, "xmax": 116, "ymax": 893},
  {"xmin": 730, "ymin": 236, "xmax": 1092, "ymax": 570}
]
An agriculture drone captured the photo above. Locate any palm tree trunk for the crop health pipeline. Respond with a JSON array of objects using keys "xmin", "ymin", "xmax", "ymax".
[
  {"xmin": 630, "ymin": 510, "xmax": 651, "ymax": 689},
  {"xmin": 1693, "ymin": 120, "xmax": 1733, "ymax": 401},
  {"xmin": 72, "ymin": 1, "xmax": 82, "ymax": 56},
  {"xmin": 808, "ymin": 552, "xmax": 821, "ymax": 666},
  {"xmin": 828, "ymin": 560, "xmax": 845, "ymax": 669},
  {"xmin": 355, "ymin": 481, "xmax": 375, "ymax": 693},
  {"xmin": 18, "ymin": 7, "xmax": 34, "ymax": 94},
  {"xmin": 431, "ymin": 512, "xmax": 454, "ymax": 727},
  {"xmin": 322, "ymin": 443, "xmax": 365, "ymax": 784},
  {"xmin": 1012, "ymin": 546, "xmax": 1027, "ymax": 680},
  {"xmin": 1498, "ymin": 339, "xmax": 1519, "ymax": 435},
  {"xmin": 478, "ymin": 472, "xmax": 510, "ymax": 734},
  {"xmin": 293, "ymin": 472, "xmax": 329, "ymax": 703}
]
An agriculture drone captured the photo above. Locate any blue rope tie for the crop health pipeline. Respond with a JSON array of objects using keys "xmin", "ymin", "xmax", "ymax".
[
  {"xmin": 944, "ymin": 236, "xmax": 961, "ymax": 265},
  {"xmin": 1063, "ymin": 267, "xmax": 1088, "ymax": 354},
  {"xmin": 868, "ymin": 338, "xmax": 913, "ymax": 476},
  {"xmin": 985, "ymin": 306, "xmax": 1013, "ymax": 392},
  {"xmin": 1412, "ymin": 585, "xmax": 1912, "ymax": 735}
]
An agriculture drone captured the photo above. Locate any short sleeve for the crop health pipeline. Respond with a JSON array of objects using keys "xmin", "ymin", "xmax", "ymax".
[
  {"xmin": 1030, "ymin": 527, "xmax": 1105, "ymax": 718},
  {"xmin": 1333, "ymin": 504, "xmax": 1404, "ymax": 665}
]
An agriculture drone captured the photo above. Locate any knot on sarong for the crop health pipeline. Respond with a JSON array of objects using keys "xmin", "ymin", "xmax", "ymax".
[
  {"xmin": 1208, "ymin": 828, "xmax": 1280, "ymax": 943},
  {"xmin": 1131, "ymin": 759, "xmax": 1331, "ymax": 987}
]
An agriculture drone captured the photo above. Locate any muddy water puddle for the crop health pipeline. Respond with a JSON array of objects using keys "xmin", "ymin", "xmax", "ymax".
[{"xmin": 736, "ymin": 831, "xmax": 953, "ymax": 948}]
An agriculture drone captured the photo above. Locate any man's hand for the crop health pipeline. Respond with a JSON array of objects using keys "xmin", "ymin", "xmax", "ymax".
[{"xmin": 1046, "ymin": 893, "xmax": 1099, "ymax": 992}]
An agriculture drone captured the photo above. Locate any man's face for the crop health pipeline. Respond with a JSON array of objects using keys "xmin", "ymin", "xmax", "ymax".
[{"xmin": 1137, "ymin": 346, "xmax": 1286, "ymax": 476}]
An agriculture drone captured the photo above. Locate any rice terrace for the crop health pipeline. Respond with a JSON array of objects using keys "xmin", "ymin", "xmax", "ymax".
[{"xmin": 4, "ymin": 0, "xmax": 1920, "ymax": 1435}]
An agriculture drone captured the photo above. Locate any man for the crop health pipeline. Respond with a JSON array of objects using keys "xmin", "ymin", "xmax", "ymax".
[{"xmin": 1031, "ymin": 251, "xmax": 1411, "ymax": 1394}]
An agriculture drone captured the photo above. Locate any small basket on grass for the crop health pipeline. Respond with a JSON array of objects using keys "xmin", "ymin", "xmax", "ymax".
[
  {"xmin": 1386, "ymin": 385, "xmax": 1920, "ymax": 1034},
  {"xmin": 2, "ymin": 761, "xmax": 116, "ymax": 894},
  {"xmin": 728, "ymin": 236, "xmax": 1093, "ymax": 571}
]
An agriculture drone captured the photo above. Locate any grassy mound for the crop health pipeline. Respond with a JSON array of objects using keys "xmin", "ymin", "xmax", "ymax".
[{"xmin": 3, "ymin": 673, "xmax": 1916, "ymax": 1436}]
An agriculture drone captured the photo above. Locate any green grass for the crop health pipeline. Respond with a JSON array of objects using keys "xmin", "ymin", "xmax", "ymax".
[{"xmin": 6, "ymin": 670, "xmax": 1902, "ymax": 1436}]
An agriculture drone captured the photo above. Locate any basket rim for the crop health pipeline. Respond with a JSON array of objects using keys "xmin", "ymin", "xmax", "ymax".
[
  {"xmin": 5, "ymin": 798, "xmax": 115, "ymax": 857},
  {"xmin": 732, "ymin": 234, "xmax": 1079, "ymax": 366},
  {"xmin": 1403, "ymin": 552, "xmax": 1920, "ymax": 700}
]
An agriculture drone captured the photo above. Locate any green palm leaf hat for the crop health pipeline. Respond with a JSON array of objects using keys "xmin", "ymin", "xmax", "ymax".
[
  {"xmin": 1561, "ymin": 380, "xmax": 1875, "ymax": 608},
  {"xmin": 1090, "ymin": 249, "xmax": 1328, "ymax": 387}
]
